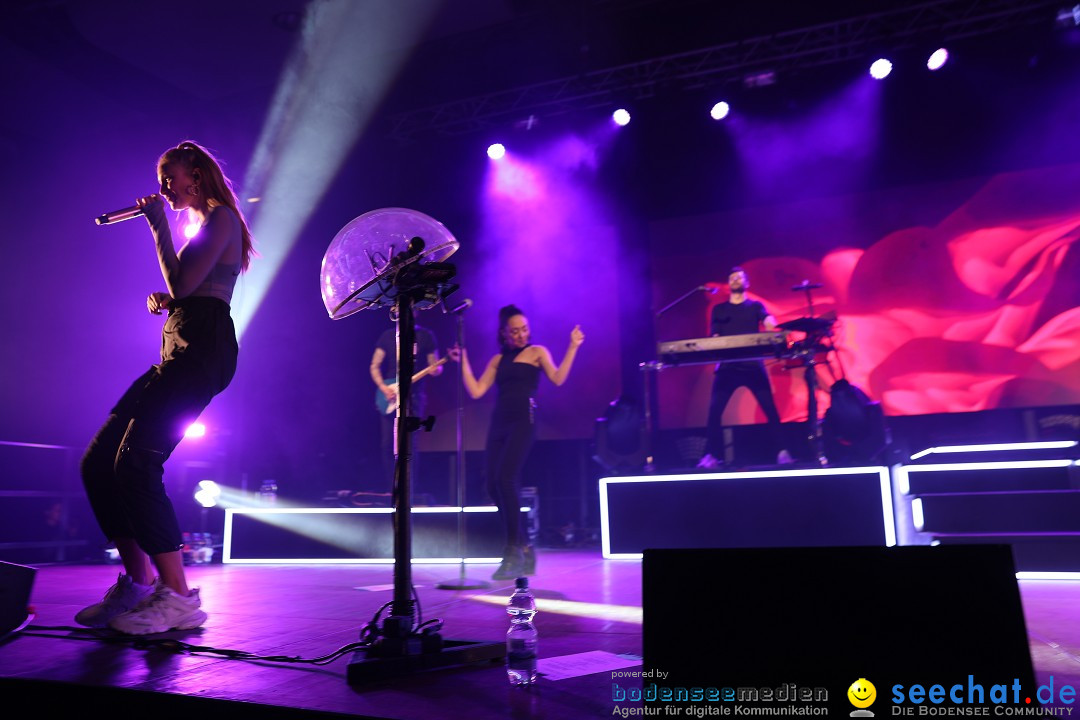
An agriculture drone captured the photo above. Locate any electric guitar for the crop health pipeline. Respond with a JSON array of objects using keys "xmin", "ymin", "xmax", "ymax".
[{"xmin": 376, "ymin": 357, "xmax": 448, "ymax": 415}]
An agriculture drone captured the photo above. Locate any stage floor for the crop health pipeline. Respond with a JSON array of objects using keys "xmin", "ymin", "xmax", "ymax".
[{"xmin": 2, "ymin": 549, "xmax": 1080, "ymax": 719}]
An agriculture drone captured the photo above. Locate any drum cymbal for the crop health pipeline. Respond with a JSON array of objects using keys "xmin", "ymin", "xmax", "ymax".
[{"xmin": 778, "ymin": 316, "xmax": 835, "ymax": 333}]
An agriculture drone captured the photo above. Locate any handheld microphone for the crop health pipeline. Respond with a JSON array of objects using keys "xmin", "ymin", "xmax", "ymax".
[
  {"xmin": 95, "ymin": 205, "xmax": 144, "ymax": 226},
  {"xmin": 447, "ymin": 298, "xmax": 473, "ymax": 314}
]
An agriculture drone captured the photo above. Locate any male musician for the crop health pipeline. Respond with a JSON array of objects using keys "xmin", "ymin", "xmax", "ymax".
[
  {"xmin": 370, "ymin": 318, "xmax": 443, "ymax": 493},
  {"xmin": 698, "ymin": 267, "xmax": 793, "ymax": 468}
]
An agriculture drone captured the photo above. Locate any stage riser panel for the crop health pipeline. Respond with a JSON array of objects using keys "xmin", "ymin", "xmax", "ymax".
[
  {"xmin": 932, "ymin": 535, "xmax": 1080, "ymax": 572},
  {"xmin": 905, "ymin": 465, "xmax": 1079, "ymax": 494},
  {"xmin": 601, "ymin": 468, "xmax": 892, "ymax": 556},
  {"xmin": 224, "ymin": 508, "xmax": 528, "ymax": 562},
  {"xmin": 918, "ymin": 491, "xmax": 1080, "ymax": 533}
]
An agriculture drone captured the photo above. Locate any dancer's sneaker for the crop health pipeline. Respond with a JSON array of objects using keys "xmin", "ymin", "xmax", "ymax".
[
  {"xmin": 108, "ymin": 579, "xmax": 207, "ymax": 635},
  {"xmin": 492, "ymin": 546, "xmax": 527, "ymax": 581},
  {"xmin": 74, "ymin": 573, "xmax": 155, "ymax": 628}
]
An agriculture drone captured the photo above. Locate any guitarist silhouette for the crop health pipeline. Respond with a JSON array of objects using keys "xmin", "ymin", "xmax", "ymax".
[
  {"xmin": 370, "ymin": 319, "xmax": 443, "ymax": 494},
  {"xmin": 375, "ymin": 356, "xmax": 448, "ymax": 415}
]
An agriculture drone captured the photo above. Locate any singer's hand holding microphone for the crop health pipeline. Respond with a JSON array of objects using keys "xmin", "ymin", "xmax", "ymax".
[{"xmin": 96, "ymin": 193, "xmax": 165, "ymax": 226}]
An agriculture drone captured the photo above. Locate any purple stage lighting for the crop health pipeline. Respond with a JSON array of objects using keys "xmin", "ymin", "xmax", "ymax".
[
  {"xmin": 612, "ymin": 108, "xmax": 631, "ymax": 126},
  {"xmin": 194, "ymin": 480, "xmax": 221, "ymax": 508},
  {"xmin": 710, "ymin": 101, "xmax": 731, "ymax": 120},
  {"xmin": 487, "ymin": 143, "xmax": 506, "ymax": 160},
  {"xmin": 869, "ymin": 58, "xmax": 893, "ymax": 79},
  {"xmin": 927, "ymin": 48, "xmax": 949, "ymax": 71},
  {"xmin": 184, "ymin": 422, "xmax": 207, "ymax": 439}
]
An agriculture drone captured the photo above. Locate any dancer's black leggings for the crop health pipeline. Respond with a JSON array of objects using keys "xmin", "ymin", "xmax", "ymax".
[
  {"xmin": 81, "ymin": 298, "xmax": 236, "ymax": 555},
  {"xmin": 485, "ymin": 419, "xmax": 535, "ymax": 547}
]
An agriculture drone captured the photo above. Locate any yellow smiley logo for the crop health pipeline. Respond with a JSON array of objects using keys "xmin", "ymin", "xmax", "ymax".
[{"xmin": 848, "ymin": 678, "xmax": 876, "ymax": 709}]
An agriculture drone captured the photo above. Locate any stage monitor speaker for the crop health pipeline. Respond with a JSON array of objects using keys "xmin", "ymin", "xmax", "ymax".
[
  {"xmin": 0, "ymin": 560, "xmax": 36, "ymax": 639},
  {"xmin": 643, "ymin": 545, "xmax": 1035, "ymax": 713}
]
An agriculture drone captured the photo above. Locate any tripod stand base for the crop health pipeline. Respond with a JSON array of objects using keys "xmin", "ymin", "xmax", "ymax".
[{"xmin": 346, "ymin": 638, "xmax": 504, "ymax": 684}]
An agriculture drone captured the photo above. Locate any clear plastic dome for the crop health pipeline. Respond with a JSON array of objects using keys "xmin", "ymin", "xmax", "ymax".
[{"xmin": 320, "ymin": 207, "xmax": 459, "ymax": 319}]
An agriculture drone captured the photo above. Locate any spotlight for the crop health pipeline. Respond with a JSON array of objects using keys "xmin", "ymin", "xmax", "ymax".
[
  {"xmin": 710, "ymin": 101, "xmax": 731, "ymax": 120},
  {"xmin": 742, "ymin": 71, "xmax": 776, "ymax": 88},
  {"xmin": 612, "ymin": 108, "xmax": 631, "ymax": 127},
  {"xmin": 183, "ymin": 222, "xmax": 201, "ymax": 239},
  {"xmin": 184, "ymin": 422, "xmax": 206, "ymax": 439},
  {"xmin": 927, "ymin": 48, "xmax": 949, "ymax": 71},
  {"xmin": 487, "ymin": 143, "xmax": 506, "ymax": 160},
  {"xmin": 1056, "ymin": 5, "xmax": 1080, "ymax": 29},
  {"xmin": 194, "ymin": 480, "xmax": 221, "ymax": 508},
  {"xmin": 869, "ymin": 58, "xmax": 893, "ymax": 80}
]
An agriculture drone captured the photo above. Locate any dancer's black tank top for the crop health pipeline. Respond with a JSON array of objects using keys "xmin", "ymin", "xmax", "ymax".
[{"xmin": 493, "ymin": 345, "xmax": 541, "ymax": 424}]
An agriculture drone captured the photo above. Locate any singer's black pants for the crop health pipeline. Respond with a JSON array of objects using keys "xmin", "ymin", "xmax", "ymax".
[
  {"xmin": 81, "ymin": 298, "xmax": 237, "ymax": 555},
  {"xmin": 704, "ymin": 361, "xmax": 783, "ymax": 462}
]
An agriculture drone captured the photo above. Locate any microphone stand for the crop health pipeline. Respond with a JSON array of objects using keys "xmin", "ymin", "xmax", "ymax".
[
  {"xmin": 437, "ymin": 303, "xmax": 488, "ymax": 590},
  {"xmin": 347, "ymin": 243, "xmax": 502, "ymax": 683},
  {"xmin": 655, "ymin": 285, "xmax": 709, "ymax": 317},
  {"xmin": 790, "ymin": 282, "xmax": 829, "ymax": 467},
  {"xmin": 643, "ymin": 285, "xmax": 713, "ymax": 471}
]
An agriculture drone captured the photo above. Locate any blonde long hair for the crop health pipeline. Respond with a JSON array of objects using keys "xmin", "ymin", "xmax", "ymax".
[{"xmin": 158, "ymin": 140, "xmax": 256, "ymax": 271}]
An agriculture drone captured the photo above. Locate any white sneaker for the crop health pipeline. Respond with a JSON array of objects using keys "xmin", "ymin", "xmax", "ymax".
[
  {"xmin": 108, "ymin": 579, "xmax": 207, "ymax": 635},
  {"xmin": 696, "ymin": 453, "xmax": 721, "ymax": 469},
  {"xmin": 74, "ymin": 573, "xmax": 155, "ymax": 628}
]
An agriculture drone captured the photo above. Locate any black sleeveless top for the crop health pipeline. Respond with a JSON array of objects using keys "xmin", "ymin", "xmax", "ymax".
[{"xmin": 493, "ymin": 346, "xmax": 541, "ymax": 424}]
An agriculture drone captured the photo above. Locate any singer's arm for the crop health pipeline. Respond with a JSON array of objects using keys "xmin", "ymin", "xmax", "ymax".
[{"xmin": 143, "ymin": 198, "xmax": 239, "ymax": 299}]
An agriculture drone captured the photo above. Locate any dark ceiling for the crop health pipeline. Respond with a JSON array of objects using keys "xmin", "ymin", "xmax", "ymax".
[{"xmin": 2, "ymin": 0, "xmax": 1067, "ymax": 146}]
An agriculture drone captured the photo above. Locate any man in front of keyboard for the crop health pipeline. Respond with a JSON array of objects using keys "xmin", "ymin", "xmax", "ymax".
[{"xmin": 698, "ymin": 267, "xmax": 794, "ymax": 469}]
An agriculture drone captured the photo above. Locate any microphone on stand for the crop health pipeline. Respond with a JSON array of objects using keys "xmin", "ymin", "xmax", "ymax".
[
  {"xmin": 700, "ymin": 283, "xmax": 724, "ymax": 295},
  {"xmin": 446, "ymin": 298, "xmax": 473, "ymax": 314},
  {"xmin": 95, "ymin": 205, "xmax": 145, "ymax": 225}
]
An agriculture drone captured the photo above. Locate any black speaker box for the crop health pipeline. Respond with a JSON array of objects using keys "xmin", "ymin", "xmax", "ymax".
[
  {"xmin": 643, "ymin": 545, "xmax": 1035, "ymax": 712},
  {"xmin": 0, "ymin": 560, "xmax": 36, "ymax": 639}
]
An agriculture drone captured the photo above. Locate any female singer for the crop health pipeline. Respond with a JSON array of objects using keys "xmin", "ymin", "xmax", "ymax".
[
  {"xmin": 76, "ymin": 141, "xmax": 254, "ymax": 634},
  {"xmin": 449, "ymin": 304, "xmax": 584, "ymax": 580}
]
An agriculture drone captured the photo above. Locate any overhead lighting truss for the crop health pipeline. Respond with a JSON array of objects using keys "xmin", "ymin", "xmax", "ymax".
[{"xmin": 386, "ymin": 0, "xmax": 1061, "ymax": 142}]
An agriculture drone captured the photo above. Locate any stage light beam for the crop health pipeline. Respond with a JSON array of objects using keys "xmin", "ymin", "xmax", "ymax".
[
  {"xmin": 235, "ymin": 0, "xmax": 439, "ymax": 338},
  {"xmin": 612, "ymin": 108, "xmax": 631, "ymax": 126},
  {"xmin": 183, "ymin": 422, "xmax": 206, "ymax": 439},
  {"xmin": 487, "ymin": 143, "xmax": 506, "ymax": 160}
]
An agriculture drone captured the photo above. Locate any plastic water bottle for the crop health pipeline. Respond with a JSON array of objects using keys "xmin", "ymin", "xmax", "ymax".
[
  {"xmin": 258, "ymin": 479, "xmax": 278, "ymax": 506},
  {"xmin": 506, "ymin": 576, "xmax": 538, "ymax": 685},
  {"xmin": 198, "ymin": 533, "xmax": 214, "ymax": 564}
]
